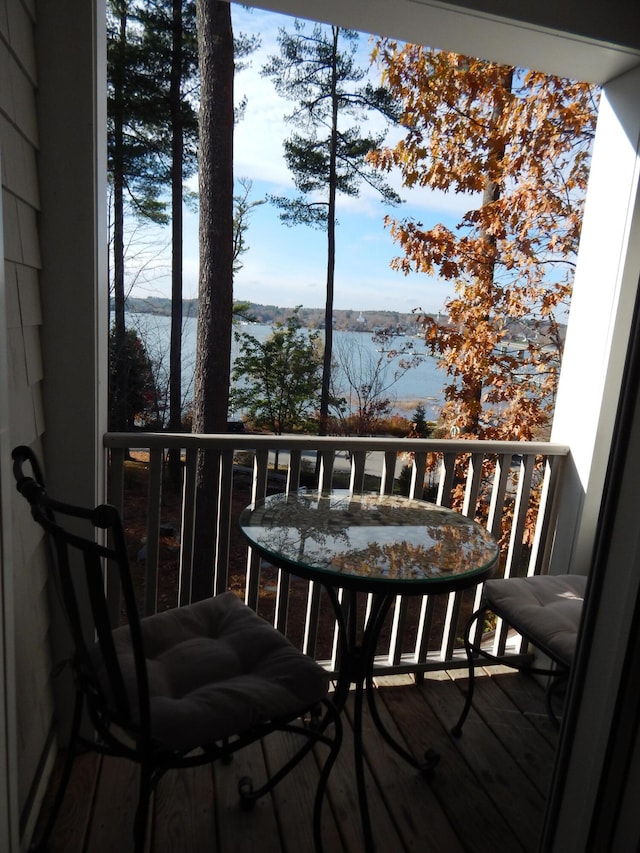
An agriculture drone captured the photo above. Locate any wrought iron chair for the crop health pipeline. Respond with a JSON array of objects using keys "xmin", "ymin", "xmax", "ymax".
[
  {"xmin": 13, "ymin": 445, "xmax": 341, "ymax": 852},
  {"xmin": 452, "ymin": 573, "xmax": 588, "ymax": 735}
]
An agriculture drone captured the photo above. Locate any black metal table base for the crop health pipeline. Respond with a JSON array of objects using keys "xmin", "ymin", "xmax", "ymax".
[{"xmin": 325, "ymin": 588, "xmax": 440, "ymax": 851}]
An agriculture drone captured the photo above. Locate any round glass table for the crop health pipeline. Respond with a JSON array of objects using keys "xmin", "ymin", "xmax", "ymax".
[{"xmin": 239, "ymin": 490, "xmax": 499, "ymax": 851}]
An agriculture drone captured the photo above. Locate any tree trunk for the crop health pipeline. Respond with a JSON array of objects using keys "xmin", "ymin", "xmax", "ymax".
[
  {"xmin": 111, "ymin": 4, "xmax": 128, "ymax": 433},
  {"xmin": 318, "ymin": 26, "xmax": 340, "ymax": 437},
  {"xmin": 466, "ymin": 67, "xmax": 514, "ymax": 434},
  {"xmin": 168, "ymin": 0, "xmax": 184, "ymax": 484},
  {"xmin": 192, "ymin": 0, "xmax": 234, "ymax": 600}
]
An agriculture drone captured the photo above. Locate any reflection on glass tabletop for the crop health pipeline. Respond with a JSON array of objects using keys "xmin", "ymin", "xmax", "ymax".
[{"xmin": 240, "ymin": 490, "xmax": 499, "ymax": 592}]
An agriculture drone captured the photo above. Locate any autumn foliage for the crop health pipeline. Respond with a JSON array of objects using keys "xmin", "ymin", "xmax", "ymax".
[{"xmin": 370, "ymin": 44, "xmax": 599, "ymax": 442}]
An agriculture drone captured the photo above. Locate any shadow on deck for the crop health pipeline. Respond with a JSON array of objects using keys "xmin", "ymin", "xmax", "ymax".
[{"xmin": 36, "ymin": 667, "xmax": 558, "ymax": 852}]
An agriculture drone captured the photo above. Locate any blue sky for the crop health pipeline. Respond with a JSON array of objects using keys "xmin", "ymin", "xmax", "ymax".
[{"xmin": 130, "ymin": 4, "xmax": 479, "ymax": 314}]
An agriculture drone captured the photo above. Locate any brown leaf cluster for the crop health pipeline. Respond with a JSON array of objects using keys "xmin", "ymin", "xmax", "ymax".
[{"xmin": 370, "ymin": 42, "xmax": 598, "ymax": 442}]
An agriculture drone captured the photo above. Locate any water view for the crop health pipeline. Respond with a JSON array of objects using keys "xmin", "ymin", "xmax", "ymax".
[{"xmin": 129, "ymin": 312, "xmax": 446, "ymax": 421}]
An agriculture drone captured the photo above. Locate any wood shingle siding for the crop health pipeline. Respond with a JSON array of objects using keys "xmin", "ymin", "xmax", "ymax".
[{"xmin": 1, "ymin": 0, "xmax": 51, "ymax": 834}]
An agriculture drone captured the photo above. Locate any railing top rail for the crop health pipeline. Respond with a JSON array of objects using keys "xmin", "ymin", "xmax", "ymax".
[{"xmin": 104, "ymin": 431, "xmax": 570, "ymax": 457}]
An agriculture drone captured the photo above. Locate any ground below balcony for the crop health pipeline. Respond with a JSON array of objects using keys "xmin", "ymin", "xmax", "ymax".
[{"xmin": 36, "ymin": 666, "xmax": 558, "ymax": 853}]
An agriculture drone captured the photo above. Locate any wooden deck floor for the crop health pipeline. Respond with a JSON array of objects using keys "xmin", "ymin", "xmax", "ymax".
[{"xmin": 37, "ymin": 666, "xmax": 558, "ymax": 853}]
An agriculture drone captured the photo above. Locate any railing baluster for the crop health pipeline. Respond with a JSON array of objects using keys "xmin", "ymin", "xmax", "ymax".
[
  {"xmin": 452, "ymin": 450, "xmax": 491, "ymax": 652},
  {"xmin": 487, "ymin": 453, "xmax": 512, "ymax": 540},
  {"xmin": 410, "ymin": 451, "xmax": 427, "ymax": 499},
  {"xmin": 462, "ymin": 452, "xmax": 485, "ymax": 517},
  {"xmin": 440, "ymin": 592, "xmax": 463, "ymax": 661},
  {"xmin": 436, "ymin": 450, "xmax": 462, "ymax": 658},
  {"xmin": 415, "ymin": 594, "xmax": 435, "ymax": 665},
  {"xmin": 527, "ymin": 454, "xmax": 565, "ymax": 578},
  {"xmin": 178, "ymin": 448, "xmax": 198, "ymax": 606},
  {"xmin": 380, "ymin": 451, "xmax": 397, "ymax": 495},
  {"xmin": 214, "ymin": 449, "xmax": 234, "ymax": 596},
  {"xmin": 274, "ymin": 569, "xmax": 292, "ymax": 635},
  {"xmin": 318, "ymin": 449, "xmax": 335, "ymax": 492},
  {"xmin": 349, "ymin": 450, "xmax": 367, "ymax": 494},
  {"xmin": 388, "ymin": 595, "xmax": 410, "ymax": 666},
  {"xmin": 274, "ymin": 448, "xmax": 302, "ymax": 634},
  {"xmin": 106, "ymin": 447, "xmax": 125, "ymax": 626},
  {"xmin": 492, "ymin": 454, "xmax": 536, "ymax": 656},
  {"xmin": 144, "ymin": 449, "xmax": 163, "ymax": 616},
  {"xmin": 504, "ymin": 453, "xmax": 536, "ymax": 577},
  {"xmin": 245, "ymin": 449, "xmax": 269, "ymax": 610},
  {"xmin": 329, "ymin": 587, "xmax": 343, "ymax": 671},
  {"xmin": 303, "ymin": 581, "xmax": 322, "ymax": 659},
  {"xmin": 437, "ymin": 452, "xmax": 457, "ymax": 507},
  {"xmin": 286, "ymin": 447, "xmax": 302, "ymax": 493},
  {"xmin": 467, "ymin": 452, "xmax": 511, "ymax": 640}
]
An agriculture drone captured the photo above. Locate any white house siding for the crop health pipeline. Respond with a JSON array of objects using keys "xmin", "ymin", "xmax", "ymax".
[
  {"xmin": 1, "ymin": 0, "xmax": 108, "ymax": 844},
  {"xmin": 1, "ymin": 0, "xmax": 55, "ymax": 846}
]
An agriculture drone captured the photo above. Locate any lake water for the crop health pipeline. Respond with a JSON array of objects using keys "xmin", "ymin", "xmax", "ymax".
[{"xmin": 129, "ymin": 312, "xmax": 446, "ymax": 420}]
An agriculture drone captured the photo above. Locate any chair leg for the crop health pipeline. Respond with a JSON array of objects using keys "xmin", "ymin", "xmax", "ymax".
[
  {"xmin": 451, "ymin": 607, "xmax": 486, "ymax": 737},
  {"xmin": 30, "ymin": 689, "xmax": 84, "ymax": 852},
  {"xmin": 544, "ymin": 671, "xmax": 569, "ymax": 727},
  {"xmin": 238, "ymin": 701, "xmax": 340, "ymax": 808}
]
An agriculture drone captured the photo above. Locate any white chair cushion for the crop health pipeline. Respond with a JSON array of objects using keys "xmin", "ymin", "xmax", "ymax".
[
  {"xmin": 96, "ymin": 591, "xmax": 328, "ymax": 750},
  {"xmin": 482, "ymin": 574, "xmax": 587, "ymax": 667}
]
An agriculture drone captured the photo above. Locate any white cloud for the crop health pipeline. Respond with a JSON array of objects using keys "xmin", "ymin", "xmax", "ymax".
[{"xmin": 234, "ymin": 76, "xmax": 292, "ymax": 184}]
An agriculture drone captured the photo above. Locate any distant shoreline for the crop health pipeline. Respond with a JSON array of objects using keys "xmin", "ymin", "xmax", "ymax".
[
  {"xmin": 119, "ymin": 296, "xmax": 428, "ymax": 334},
  {"xmin": 119, "ymin": 296, "xmax": 565, "ymax": 346}
]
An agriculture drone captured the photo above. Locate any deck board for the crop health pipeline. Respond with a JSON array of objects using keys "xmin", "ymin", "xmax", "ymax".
[
  {"xmin": 329, "ymin": 692, "xmax": 407, "ymax": 852},
  {"xmin": 263, "ymin": 729, "xmax": 342, "ymax": 853},
  {"xmin": 357, "ymin": 678, "xmax": 464, "ymax": 853},
  {"xmin": 458, "ymin": 667, "xmax": 557, "ymax": 795},
  {"xmin": 153, "ymin": 765, "xmax": 216, "ymax": 853},
  {"xmin": 88, "ymin": 756, "xmax": 139, "ymax": 852},
  {"xmin": 34, "ymin": 669, "xmax": 557, "ymax": 853},
  {"xmin": 213, "ymin": 741, "xmax": 282, "ymax": 853},
  {"xmin": 418, "ymin": 672, "xmax": 547, "ymax": 851},
  {"xmin": 376, "ymin": 673, "xmax": 529, "ymax": 852},
  {"xmin": 36, "ymin": 751, "xmax": 99, "ymax": 853}
]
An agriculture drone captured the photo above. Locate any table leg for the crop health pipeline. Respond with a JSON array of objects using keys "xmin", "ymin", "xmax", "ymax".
[
  {"xmin": 362, "ymin": 594, "xmax": 440, "ymax": 775},
  {"xmin": 323, "ymin": 587, "xmax": 378, "ymax": 850},
  {"xmin": 352, "ymin": 673, "xmax": 376, "ymax": 851},
  {"xmin": 323, "ymin": 588, "xmax": 439, "ymax": 852}
]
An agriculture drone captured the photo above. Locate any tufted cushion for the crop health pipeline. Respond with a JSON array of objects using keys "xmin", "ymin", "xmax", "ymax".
[
  {"xmin": 482, "ymin": 574, "xmax": 587, "ymax": 667},
  {"xmin": 94, "ymin": 592, "xmax": 329, "ymax": 750}
]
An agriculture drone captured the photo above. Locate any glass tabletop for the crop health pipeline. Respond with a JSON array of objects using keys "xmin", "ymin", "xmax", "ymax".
[{"xmin": 239, "ymin": 490, "xmax": 499, "ymax": 594}]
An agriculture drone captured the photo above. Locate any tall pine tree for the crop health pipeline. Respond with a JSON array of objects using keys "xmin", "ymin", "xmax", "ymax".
[
  {"xmin": 262, "ymin": 21, "xmax": 401, "ymax": 435},
  {"xmin": 191, "ymin": 0, "xmax": 235, "ymax": 599},
  {"xmin": 107, "ymin": 0, "xmax": 171, "ymax": 431},
  {"xmin": 136, "ymin": 0, "xmax": 199, "ymax": 479}
]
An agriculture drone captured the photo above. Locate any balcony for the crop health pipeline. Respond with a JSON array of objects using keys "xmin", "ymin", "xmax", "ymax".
[
  {"xmin": 6, "ymin": 3, "xmax": 638, "ymax": 850},
  {"xmin": 29, "ymin": 432, "xmax": 569, "ymax": 851}
]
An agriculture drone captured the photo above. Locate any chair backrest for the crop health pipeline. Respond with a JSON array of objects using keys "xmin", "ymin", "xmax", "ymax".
[{"xmin": 12, "ymin": 445, "xmax": 151, "ymax": 742}]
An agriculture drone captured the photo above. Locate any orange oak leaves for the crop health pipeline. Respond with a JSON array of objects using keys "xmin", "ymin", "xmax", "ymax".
[{"xmin": 370, "ymin": 43, "xmax": 598, "ymax": 442}]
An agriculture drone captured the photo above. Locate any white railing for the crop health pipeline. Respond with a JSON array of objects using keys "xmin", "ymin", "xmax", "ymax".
[{"xmin": 104, "ymin": 432, "xmax": 570, "ymax": 675}]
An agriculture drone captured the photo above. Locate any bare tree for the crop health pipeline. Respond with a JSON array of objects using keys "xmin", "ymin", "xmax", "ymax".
[{"xmin": 330, "ymin": 329, "xmax": 423, "ymax": 435}]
